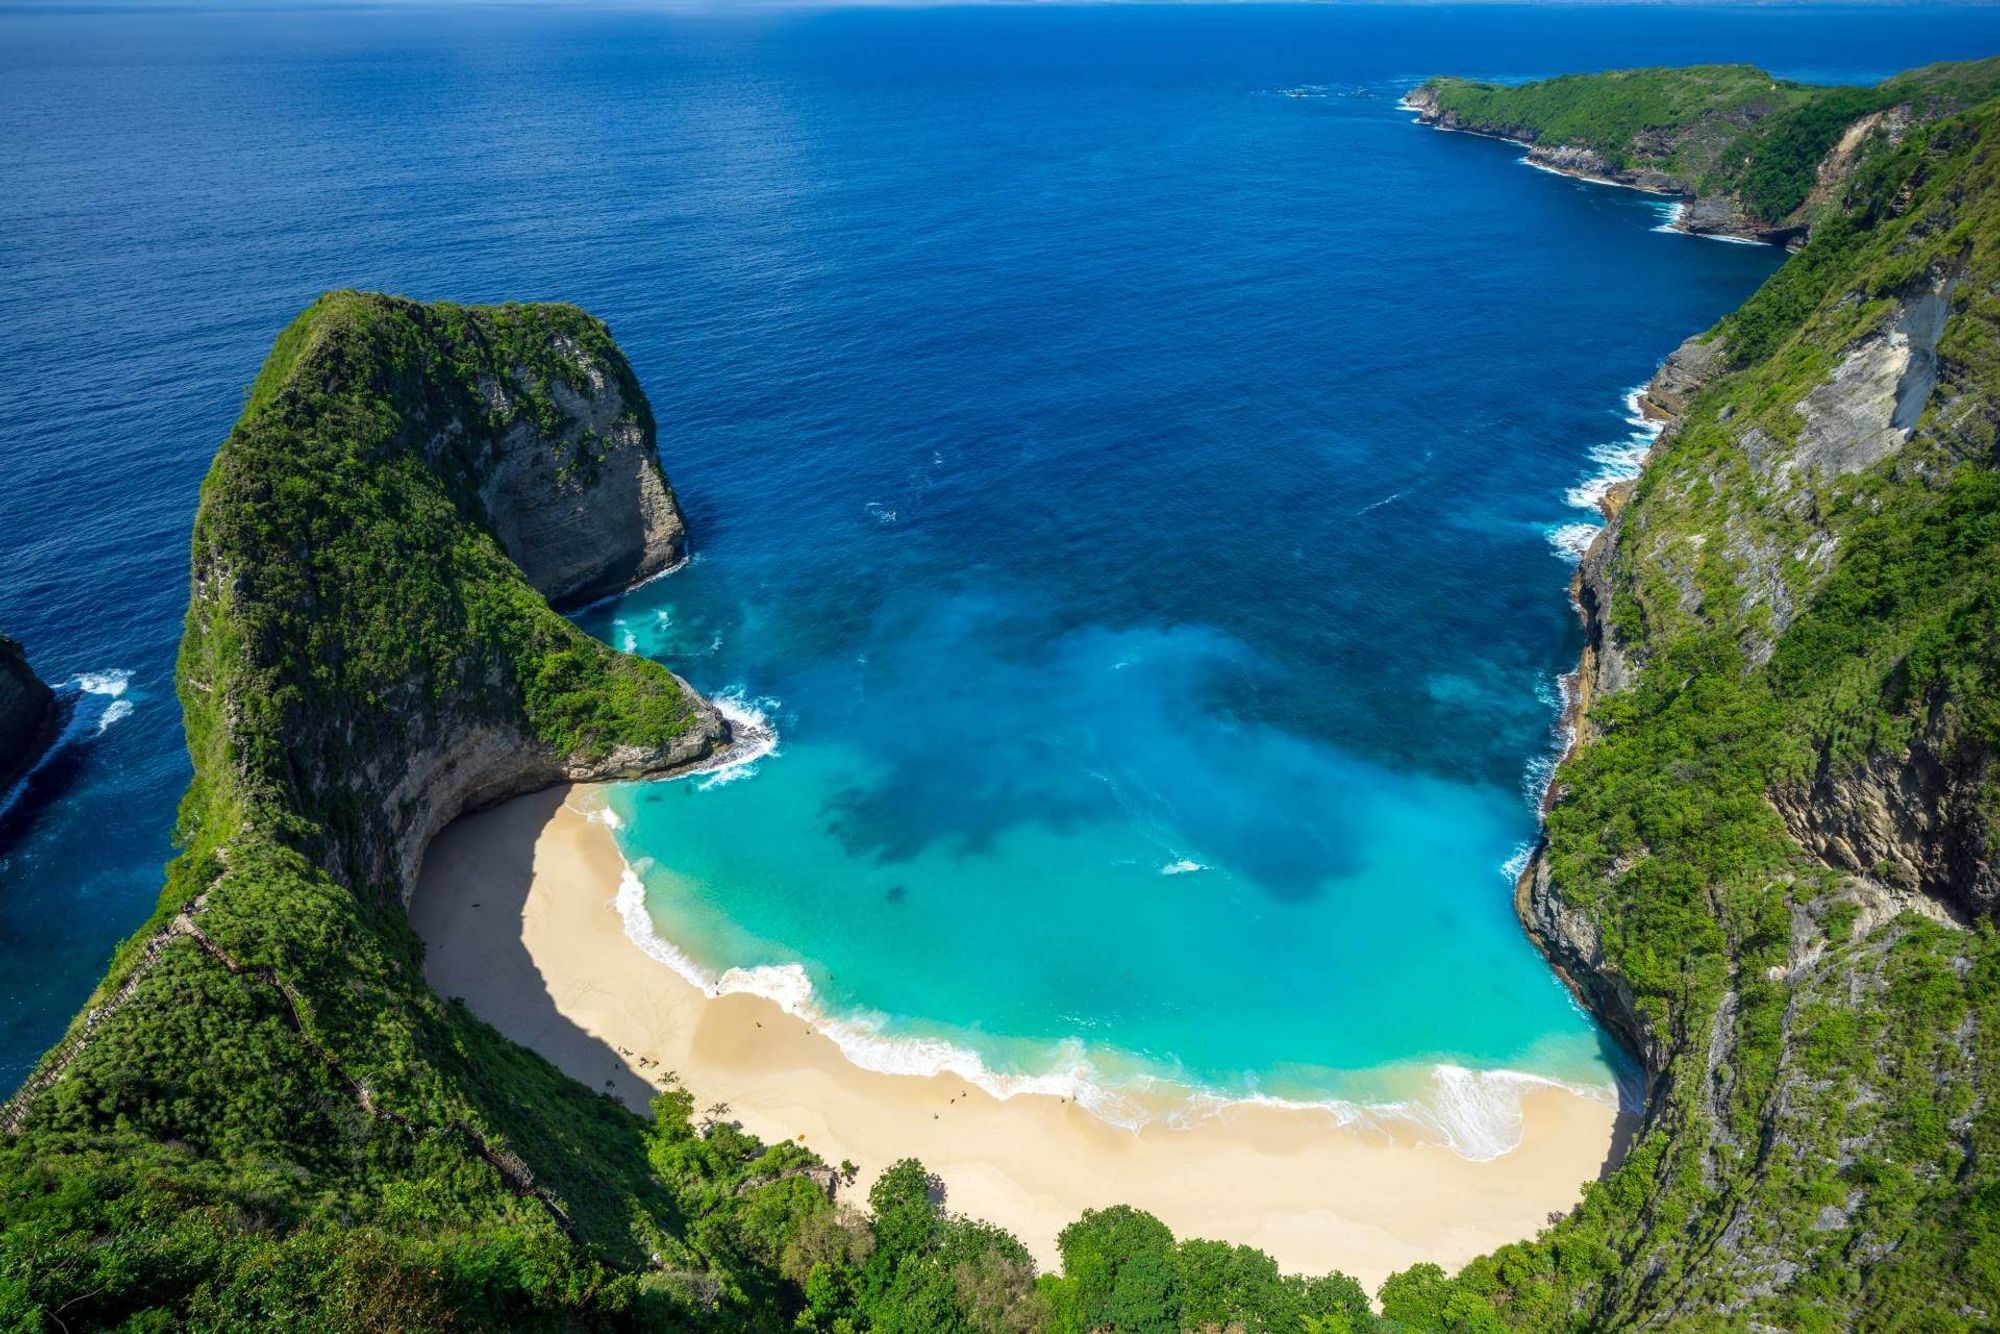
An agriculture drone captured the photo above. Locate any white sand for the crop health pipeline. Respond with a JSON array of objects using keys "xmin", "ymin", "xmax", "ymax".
[{"xmin": 409, "ymin": 785, "xmax": 1626, "ymax": 1293}]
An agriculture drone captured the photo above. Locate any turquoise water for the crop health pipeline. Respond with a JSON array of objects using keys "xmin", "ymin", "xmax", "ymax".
[{"xmin": 7, "ymin": 6, "xmax": 1996, "ymax": 1132}]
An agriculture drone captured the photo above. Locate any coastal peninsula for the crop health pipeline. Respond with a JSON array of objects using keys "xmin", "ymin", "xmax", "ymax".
[
  {"xmin": 1407, "ymin": 59, "xmax": 2000, "ymax": 245},
  {"xmin": 4, "ymin": 46, "xmax": 2000, "ymax": 1329}
]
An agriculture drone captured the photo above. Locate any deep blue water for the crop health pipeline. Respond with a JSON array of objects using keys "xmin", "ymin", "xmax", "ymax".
[{"xmin": 3, "ymin": 6, "xmax": 1995, "ymax": 1143}]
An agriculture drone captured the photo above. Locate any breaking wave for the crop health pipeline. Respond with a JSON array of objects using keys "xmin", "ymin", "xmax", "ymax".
[
  {"xmin": 0, "ymin": 668, "xmax": 138, "ymax": 819},
  {"xmin": 609, "ymin": 851, "xmax": 1617, "ymax": 1160},
  {"xmin": 677, "ymin": 688, "xmax": 781, "ymax": 791}
]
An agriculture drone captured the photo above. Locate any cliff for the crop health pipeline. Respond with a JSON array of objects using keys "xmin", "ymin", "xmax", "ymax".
[
  {"xmin": 1453, "ymin": 83, "xmax": 2000, "ymax": 1331},
  {"xmin": 1408, "ymin": 58, "xmax": 2000, "ymax": 246},
  {"xmin": 8, "ymin": 62, "xmax": 2000, "ymax": 1331},
  {"xmin": 0, "ymin": 293, "xmax": 756, "ymax": 1327},
  {"xmin": 0, "ymin": 292, "xmax": 1376, "ymax": 1334},
  {"xmin": 0, "ymin": 634, "xmax": 56, "ymax": 793}
]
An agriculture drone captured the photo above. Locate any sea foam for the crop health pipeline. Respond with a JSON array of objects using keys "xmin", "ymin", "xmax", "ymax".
[
  {"xmin": 0, "ymin": 668, "xmax": 137, "ymax": 818},
  {"xmin": 608, "ymin": 841, "xmax": 1617, "ymax": 1159},
  {"xmin": 681, "ymin": 688, "xmax": 781, "ymax": 790},
  {"xmin": 84, "ymin": 669, "xmax": 136, "ymax": 734},
  {"xmin": 610, "ymin": 863, "xmax": 1156, "ymax": 1126},
  {"xmin": 1163, "ymin": 1064, "xmax": 1618, "ymax": 1162},
  {"xmin": 1546, "ymin": 385, "xmax": 1665, "ymax": 563}
]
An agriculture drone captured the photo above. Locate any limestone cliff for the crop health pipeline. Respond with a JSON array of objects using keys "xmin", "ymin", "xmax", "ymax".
[
  {"xmin": 1475, "ymin": 86, "xmax": 2000, "ymax": 1330},
  {"xmin": 474, "ymin": 328, "xmax": 691, "ymax": 610},
  {"xmin": 0, "ymin": 635, "xmax": 56, "ymax": 793},
  {"xmin": 0, "ymin": 294, "xmax": 745, "ymax": 1324},
  {"xmin": 1408, "ymin": 60, "xmax": 2000, "ymax": 248}
]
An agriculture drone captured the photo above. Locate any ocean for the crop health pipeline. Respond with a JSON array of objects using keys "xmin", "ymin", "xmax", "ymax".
[{"xmin": 3, "ymin": 2, "xmax": 1996, "ymax": 1150}]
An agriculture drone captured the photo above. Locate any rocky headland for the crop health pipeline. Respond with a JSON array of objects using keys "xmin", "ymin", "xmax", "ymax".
[
  {"xmin": 1472, "ymin": 66, "xmax": 2000, "ymax": 1329},
  {"xmin": 0, "ymin": 291, "xmax": 756, "ymax": 1322},
  {"xmin": 0, "ymin": 635, "xmax": 56, "ymax": 794},
  {"xmin": 1406, "ymin": 60, "xmax": 2000, "ymax": 248}
]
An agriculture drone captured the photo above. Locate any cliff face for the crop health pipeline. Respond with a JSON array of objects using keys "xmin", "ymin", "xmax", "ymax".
[
  {"xmin": 474, "ymin": 332, "xmax": 690, "ymax": 610},
  {"xmin": 1474, "ymin": 90, "xmax": 2000, "ymax": 1331},
  {"xmin": 0, "ymin": 635, "xmax": 56, "ymax": 793},
  {"xmin": 178, "ymin": 292, "xmax": 726, "ymax": 906},
  {"xmin": 1409, "ymin": 60, "xmax": 2000, "ymax": 247},
  {"xmin": 0, "ymin": 293, "xmax": 746, "ymax": 1325}
]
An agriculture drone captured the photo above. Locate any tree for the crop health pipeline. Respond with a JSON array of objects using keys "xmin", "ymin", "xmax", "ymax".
[{"xmin": 1049, "ymin": 1205, "xmax": 1181, "ymax": 1333}]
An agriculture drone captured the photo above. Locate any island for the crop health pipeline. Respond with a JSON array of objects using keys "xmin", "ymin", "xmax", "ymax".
[{"xmin": 2, "ymin": 51, "xmax": 1998, "ymax": 1331}]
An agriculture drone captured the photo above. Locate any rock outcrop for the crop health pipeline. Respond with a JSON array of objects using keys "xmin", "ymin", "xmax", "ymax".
[
  {"xmin": 1638, "ymin": 333, "xmax": 1728, "ymax": 422},
  {"xmin": 176, "ymin": 292, "xmax": 730, "ymax": 906},
  {"xmin": 475, "ymin": 334, "xmax": 691, "ymax": 609},
  {"xmin": 1774, "ymin": 691, "xmax": 1997, "ymax": 917},
  {"xmin": 0, "ymin": 635, "xmax": 56, "ymax": 794}
]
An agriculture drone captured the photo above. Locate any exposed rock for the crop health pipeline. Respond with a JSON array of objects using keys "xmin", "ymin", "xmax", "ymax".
[
  {"xmin": 1774, "ymin": 690, "xmax": 1999, "ymax": 918},
  {"xmin": 1679, "ymin": 191, "xmax": 1761, "ymax": 241},
  {"xmin": 1516, "ymin": 854, "xmax": 1666, "ymax": 1083},
  {"xmin": 1639, "ymin": 334, "xmax": 1728, "ymax": 420},
  {"xmin": 474, "ymin": 335, "xmax": 690, "ymax": 609},
  {"xmin": 1788, "ymin": 271, "xmax": 1958, "ymax": 482},
  {"xmin": 0, "ymin": 635, "xmax": 57, "ymax": 793},
  {"xmin": 1524, "ymin": 143, "xmax": 1681, "ymax": 195}
]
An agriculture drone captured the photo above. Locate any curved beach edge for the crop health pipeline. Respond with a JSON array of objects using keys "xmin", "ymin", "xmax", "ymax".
[{"xmin": 411, "ymin": 784, "xmax": 1630, "ymax": 1293}]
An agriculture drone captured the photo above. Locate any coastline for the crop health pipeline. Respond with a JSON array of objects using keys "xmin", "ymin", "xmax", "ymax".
[
  {"xmin": 412, "ymin": 785, "xmax": 1628, "ymax": 1291},
  {"xmin": 1397, "ymin": 92, "xmax": 1778, "ymax": 247},
  {"xmin": 1510, "ymin": 370, "xmax": 1689, "ymax": 1093}
]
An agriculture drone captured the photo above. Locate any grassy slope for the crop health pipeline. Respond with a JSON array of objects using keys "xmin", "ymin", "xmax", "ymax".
[
  {"xmin": 1409, "ymin": 93, "xmax": 2000, "ymax": 1334},
  {"xmin": 5, "ymin": 67, "xmax": 1998, "ymax": 1334},
  {"xmin": 0, "ymin": 293, "xmax": 788, "ymax": 1328},
  {"xmin": 1419, "ymin": 58, "xmax": 2000, "ymax": 229}
]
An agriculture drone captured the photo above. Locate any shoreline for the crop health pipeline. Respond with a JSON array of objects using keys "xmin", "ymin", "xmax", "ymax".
[
  {"xmin": 1512, "ymin": 369, "xmax": 1685, "ymax": 1094},
  {"xmin": 412, "ymin": 784, "xmax": 1629, "ymax": 1290},
  {"xmin": 1398, "ymin": 93, "xmax": 1778, "ymax": 247}
]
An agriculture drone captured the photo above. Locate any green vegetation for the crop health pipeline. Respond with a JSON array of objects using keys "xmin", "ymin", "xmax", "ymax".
[
  {"xmin": 1420, "ymin": 64, "xmax": 1817, "ymax": 179},
  {"xmin": 0, "ymin": 291, "xmax": 1377, "ymax": 1331},
  {"xmin": 1393, "ymin": 83, "xmax": 2000, "ymax": 1332},
  {"xmin": 1419, "ymin": 56, "xmax": 2000, "ymax": 233},
  {"xmin": 7, "ymin": 52, "xmax": 2000, "ymax": 1330}
]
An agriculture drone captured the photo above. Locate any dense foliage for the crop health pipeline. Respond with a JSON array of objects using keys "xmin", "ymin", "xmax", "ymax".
[
  {"xmin": 1420, "ymin": 57, "xmax": 2000, "ymax": 233},
  {"xmin": 6, "ymin": 54, "xmax": 2000, "ymax": 1330},
  {"xmin": 1396, "ymin": 85, "xmax": 2000, "ymax": 1332}
]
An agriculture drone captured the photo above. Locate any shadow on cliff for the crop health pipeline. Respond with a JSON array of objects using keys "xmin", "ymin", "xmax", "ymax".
[
  {"xmin": 1594, "ymin": 1024, "xmax": 1646, "ymax": 1183},
  {"xmin": 407, "ymin": 788, "xmax": 682, "ymax": 1255},
  {"xmin": 412, "ymin": 787, "xmax": 662, "ymax": 1115}
]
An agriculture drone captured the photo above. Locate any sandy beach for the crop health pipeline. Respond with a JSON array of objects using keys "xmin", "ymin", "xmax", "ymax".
[{"xmin": 410, "ymin": 785, "xmax": 1628, "ymax": 1292}]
